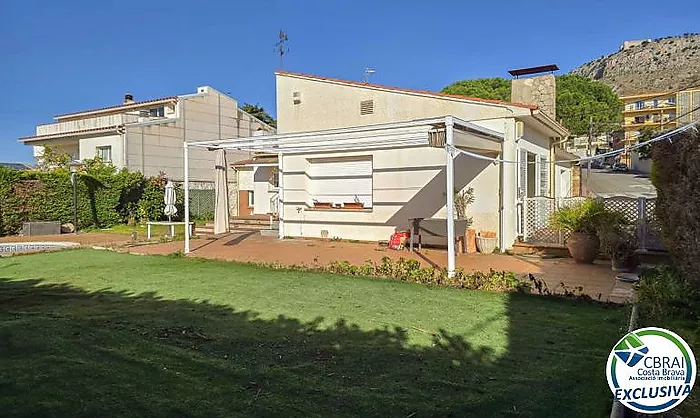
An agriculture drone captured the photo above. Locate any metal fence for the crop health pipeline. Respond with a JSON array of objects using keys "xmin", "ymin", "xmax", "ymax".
[{"xmin": 520, "ymin": 196, "xmax": 665, "ymax": 251}]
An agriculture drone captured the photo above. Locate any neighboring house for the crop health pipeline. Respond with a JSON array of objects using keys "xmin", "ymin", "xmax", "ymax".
[
  {"xmin": 620, "ymin": 87, "xmax": 700, "ymax": 170},
  {"xmin": 0, "ymin": 162, "xmax": 33, "ymax": 170},
  {"xmin": 18, "ymin": 86, "xmax": 275, "ymax": 215},
  {"xmin": 199, "ymin": 69, "xmax": 571, "ymax": 251}
]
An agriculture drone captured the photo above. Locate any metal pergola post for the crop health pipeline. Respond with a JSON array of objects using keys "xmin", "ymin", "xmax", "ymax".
[
  {"xmin": 445, "ymin": 117, "xmax": 456, "ymax": 278},
  {"xmin": 184, "ymin": 142, "xmax": 190, "ymax": 254}
]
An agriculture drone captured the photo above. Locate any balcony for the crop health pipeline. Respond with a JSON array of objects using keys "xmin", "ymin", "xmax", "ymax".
[{"xmin": 36, "ymin": 114, "xmax": 141, "ymax": 136}]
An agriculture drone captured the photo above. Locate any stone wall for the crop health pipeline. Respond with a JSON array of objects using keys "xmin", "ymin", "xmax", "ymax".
[{"xmin": 511, "ymin": 75, "xmax": 556, "ymax": 120}]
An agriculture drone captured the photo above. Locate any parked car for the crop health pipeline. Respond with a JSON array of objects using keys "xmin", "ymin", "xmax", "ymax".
[{"xmin": 611, "ymin": 163, "xmax": 628, "ymax": 172}]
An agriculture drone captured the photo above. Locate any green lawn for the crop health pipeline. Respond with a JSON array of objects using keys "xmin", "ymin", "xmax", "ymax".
[{"xmin": 0, "ymin": 250, "xmax": 629, "ymax": 417}]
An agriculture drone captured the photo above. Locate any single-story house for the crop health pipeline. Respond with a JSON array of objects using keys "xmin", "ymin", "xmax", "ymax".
[{"xmin": 184, "ymin": 70, "xmax": 573, "ymax": 274}]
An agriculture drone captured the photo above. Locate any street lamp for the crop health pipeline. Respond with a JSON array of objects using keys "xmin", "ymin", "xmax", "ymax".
[{"xmin": 69, "ymin": 160, "xmax": 82, "ymax": 233}]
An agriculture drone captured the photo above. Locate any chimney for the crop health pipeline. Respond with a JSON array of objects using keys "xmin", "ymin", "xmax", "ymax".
[
  {"xmin": 123, "ymin": 93, "xmax": 135, "ymax": 104},
  {"xmin": 508, "ymin": 65, "xmax": 558, "ymax": 120}
]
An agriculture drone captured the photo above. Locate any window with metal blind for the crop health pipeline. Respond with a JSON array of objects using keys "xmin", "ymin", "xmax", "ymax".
[{"xmin": 308, "ymin": 157, "xmax": 373, "ymax": 207}]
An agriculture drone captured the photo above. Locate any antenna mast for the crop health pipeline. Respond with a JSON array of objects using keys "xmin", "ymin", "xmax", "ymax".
[
  {"xmin": 363, "ymin": 67, "xmax": 376, "ymax": 83},
  {"xmin": 276, "ymin": 30, "xmax": 289, "ymax": 69}
]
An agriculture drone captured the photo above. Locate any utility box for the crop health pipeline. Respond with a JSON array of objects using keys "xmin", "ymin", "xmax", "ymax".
[{"xmin": 21, "ymin": 222, "xmax": 61, "ymax": 236}]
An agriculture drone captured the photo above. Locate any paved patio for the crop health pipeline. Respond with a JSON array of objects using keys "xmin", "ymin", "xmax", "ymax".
[{"xmin": 125, "ymin": 231, "xmax": 635, "ymax": 303}]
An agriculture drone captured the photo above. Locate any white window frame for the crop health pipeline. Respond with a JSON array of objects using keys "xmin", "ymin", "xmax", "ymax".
[
  {"xmin": 96, "ymin": 146, "xmax": 112, "ymax": 162},
  {"xmin": 248, "ymin": 190, "xmax": 255, "ymax": 206},
  {"xmin": 307, "ymin": 156, "xmax": 373, "ymax": 208}
]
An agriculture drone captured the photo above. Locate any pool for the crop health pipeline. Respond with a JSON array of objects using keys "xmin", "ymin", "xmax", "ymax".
[{"xmin": 0, "ymin": 242, "xmax": 80, "ymax": 255}]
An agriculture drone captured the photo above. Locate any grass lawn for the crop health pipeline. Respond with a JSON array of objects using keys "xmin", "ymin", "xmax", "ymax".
[{"xmin": 0, "ymin": 250, "xmax": 629, "ymax": 417}]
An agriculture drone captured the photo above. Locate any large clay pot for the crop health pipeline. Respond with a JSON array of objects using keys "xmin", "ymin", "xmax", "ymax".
[{"xmin": 566, "ymin": 232, "xmax": 599, "ymax": 264}]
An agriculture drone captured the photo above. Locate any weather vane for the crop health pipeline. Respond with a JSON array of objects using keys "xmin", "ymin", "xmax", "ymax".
[{"xmin": 276, "ymin": 30, "xmax": 289, "ymax": 69}]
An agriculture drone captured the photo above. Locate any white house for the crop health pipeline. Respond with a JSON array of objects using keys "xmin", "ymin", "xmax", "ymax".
[
  {"xmin": 186, "ymin": 70, "xmax": 573, "ymax": 265},
  {"xmin": 19, "ymin": 86, "xmax": 275, "ymax": 215}
]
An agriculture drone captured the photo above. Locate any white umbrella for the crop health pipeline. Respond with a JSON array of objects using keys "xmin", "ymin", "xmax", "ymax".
[
  {"xmin": 214, "ymin": 149, "xmax": 230, "ymax": 234},
  {"xmin": 164, "ymin": 180, "xmax": 177, "ymax": 221}
]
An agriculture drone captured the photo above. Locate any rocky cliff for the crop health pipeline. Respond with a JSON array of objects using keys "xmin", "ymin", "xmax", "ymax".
[{"xmin": 570, "ymin": 34, "xmax": 700, "ymax": 95}]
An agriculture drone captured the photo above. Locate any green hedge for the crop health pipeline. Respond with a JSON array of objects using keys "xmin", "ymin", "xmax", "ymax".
[{"xmin": 0, "ymin": 165, "xmax": 184, "ymax": 236}]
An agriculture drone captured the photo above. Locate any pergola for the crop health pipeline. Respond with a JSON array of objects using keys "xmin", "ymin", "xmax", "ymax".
[{"xmin": 183, "ymin": 115, "xmax": 505, "ymax": 277}]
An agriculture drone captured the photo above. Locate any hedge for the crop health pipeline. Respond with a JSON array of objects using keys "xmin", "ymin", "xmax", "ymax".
[
  {"xmin": 651, "ymin": 126, "xmax": 700, "ymax": 289},
  {"xmin": 0, "ymin": 165, "xmax": 182, "ymax": 236}
]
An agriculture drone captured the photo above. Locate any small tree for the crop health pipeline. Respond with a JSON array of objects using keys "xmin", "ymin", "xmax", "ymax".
[{"xmin": 241, "ymin": 103, "xmax": 276, "ymax": 128}]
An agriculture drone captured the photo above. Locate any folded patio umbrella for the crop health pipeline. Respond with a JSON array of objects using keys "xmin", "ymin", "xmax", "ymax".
[
  {"xmin": 214, "ymin": 149, "xmax": 230, "ymax": 234},
  {"xmin": 164, "ymin": 180, "xmax": 177, "ymax": 222}
]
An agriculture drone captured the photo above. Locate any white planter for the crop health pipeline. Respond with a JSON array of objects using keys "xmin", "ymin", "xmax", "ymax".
[{"xmin": 475, "ymin": 237, "xmax": 497, "ymax": 254}]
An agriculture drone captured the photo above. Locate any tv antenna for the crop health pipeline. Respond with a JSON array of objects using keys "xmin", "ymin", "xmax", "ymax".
[
  {"xmin": 275, "ymin": 30, "xmax": 289, "ymax": 69},
  {"xmin": 363, "ymin": 67, "xmax": 375, "ymax": 83}
]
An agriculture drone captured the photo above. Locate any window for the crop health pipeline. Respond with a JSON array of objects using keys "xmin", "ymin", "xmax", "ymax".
[
  {"xmin": 652, "ymin": 99, "xmax": 658, "ymax": 107},
  {"xmin": 269, "ymin": 168, "xmax": 279, "ymax": 188},
  {"xmin": 248, "ymin": 191, "xmax": 255, "ymax": 206},
  {"xmin": 149, "ymin": 107, "xmax": 165, "ymax": 117},
  {"xmin": 668, "ymin": 97, "xmax": 676, "ymax": 104},
  {"xmin": 96, "ymin": 146, "xmax": 112, "ymax": 162},
  {"xmin": 293, "ymin": 91, "xmax": 301, "ymax": 105},
  {"xmin": 308, "ymin": 157, "xmax": 372, "ymax": 208},
  {"xmin": 635, "ymin": 101, "xmax": 645, "ymax": 110},
  {"xmin": 634, "ymin": 116, "xmax": 645, "ymax": 124},
  {"xmin": 360, "ymin": 100, "xmax": 374, "ymax": 115}
]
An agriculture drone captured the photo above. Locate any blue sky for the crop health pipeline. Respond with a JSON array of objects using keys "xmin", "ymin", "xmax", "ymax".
[{"xmin": 2, "ymin": 0, "xmax": 698, "ymax": 162}]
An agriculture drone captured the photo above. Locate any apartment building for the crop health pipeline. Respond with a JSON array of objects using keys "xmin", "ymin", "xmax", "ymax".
[{"xmin": 19, "ymin": 86, "xmax": 275, "ymax": 215}]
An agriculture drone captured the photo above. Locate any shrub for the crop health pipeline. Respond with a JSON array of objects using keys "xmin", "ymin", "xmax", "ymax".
[
  {"xmin": 550, "ymin": 199, "xmax": 608, "ymax": 234},
  {"xmin": 635, "ymin": 267, "xmax": 698, "ymax": 320},
  {"xmin": 651, "ymin": 128, "xmax": 700, "ymax": 289}
]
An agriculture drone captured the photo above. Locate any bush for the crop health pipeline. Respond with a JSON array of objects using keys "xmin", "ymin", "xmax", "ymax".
[
  {"xmin": 635, "ymin": 267, "xmax": 698, "ymax": 320},
  {"xmin": 651, "ymin": 128, "xmax": 700, "ymax": 289},
  {"xmin": 0, "ymin": 163, "xmax": 185, "ymax": 236},
  {"xmin": 550, "ymin": 199, "xmax": 609, "ymax": 234}
]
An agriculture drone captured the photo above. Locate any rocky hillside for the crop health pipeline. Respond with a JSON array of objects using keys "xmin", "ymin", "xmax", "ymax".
[{"xmin": 570, "ymin": 33, "xmax": 700, "ymax": 95}]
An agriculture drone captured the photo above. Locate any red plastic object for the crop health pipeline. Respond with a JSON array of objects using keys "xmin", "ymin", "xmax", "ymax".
[{"xmin": 389, "ymin": 231, "xmax": 410, "ymax": 250}]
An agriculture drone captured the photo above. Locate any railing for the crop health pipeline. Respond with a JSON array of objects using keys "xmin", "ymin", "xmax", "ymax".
[
  {"xmin": 36, "ymin": 114, "xmax": 140, "ymax": 136},
  {"xmin": 520, "ymin": 196, "xmax": 665, "ymax": 251}
]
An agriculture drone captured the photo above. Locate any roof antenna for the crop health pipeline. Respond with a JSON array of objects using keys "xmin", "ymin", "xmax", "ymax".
[
  {"xmin": 363, "ymin": 67, "xmax": 375, "ymax": 83},
  {"xmin": 275, "ymin": 30, "xmax": 289, "ymax": 69}
]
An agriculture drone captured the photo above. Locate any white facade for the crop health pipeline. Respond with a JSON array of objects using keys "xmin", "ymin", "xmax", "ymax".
[{"xmin": 267, "ymin": 72, "xmax": 569, "ymax": 248}]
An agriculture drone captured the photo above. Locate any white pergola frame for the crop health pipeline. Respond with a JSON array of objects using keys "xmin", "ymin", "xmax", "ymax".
[{"xmin": 183, "ymin": 115, "xmax": 504, "ymax": 277}]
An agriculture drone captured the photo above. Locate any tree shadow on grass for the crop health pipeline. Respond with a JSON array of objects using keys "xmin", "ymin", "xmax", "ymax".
[{"xmin": 0, "ymin": 278, "xmax": 622, "ymax": 417}]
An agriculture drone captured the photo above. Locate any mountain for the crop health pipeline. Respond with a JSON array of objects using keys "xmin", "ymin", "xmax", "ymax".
[{"xmin": 570, "ymin": 33, "xmax": 700, "ymax": 95}]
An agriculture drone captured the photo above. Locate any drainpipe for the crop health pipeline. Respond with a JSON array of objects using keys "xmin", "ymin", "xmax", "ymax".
[
  {"xmin": 278, "ymin": 152, "xmax": 284, "ymax": 240},
  {"xmin": 184, "ymin": 143, "xmax": 190, "ymax": 253},
  {"xmin": 445, "ymin": 116, "xmax": 456, "ymax": 278}
]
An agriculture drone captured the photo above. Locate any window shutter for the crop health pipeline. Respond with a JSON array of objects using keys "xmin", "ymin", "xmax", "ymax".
[
  {"xmin": 518, "ymin": 149, "xmax": 527, "ymax": 199},
  {"xmin": 308, "ymin": 158, "xmax": 373, "ymax": 207},
  {"xmin": 539, "ymin": 155, "xmax": 549, "ymax": 197}
]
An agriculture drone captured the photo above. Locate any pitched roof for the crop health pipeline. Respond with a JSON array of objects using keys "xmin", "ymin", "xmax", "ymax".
[
  {"xmin": 0, "ymin": 162, "xmax": 33, "ymax": 170},
  {"xmin": 275, "ymin": 70, "xmax": 537, "ymax": 110},
  {"xmin": 55, "ymin": 96, "xmax": 178, "ymax": 119},
  {"xmin": 231, "ymin": 155, "xmax": 279, "ymax": 167}
]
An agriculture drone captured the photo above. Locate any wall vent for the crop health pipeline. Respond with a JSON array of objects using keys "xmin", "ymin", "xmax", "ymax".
[
  {"xmin": 360, "ymin": 100, "xmax": 374, "ymax": 115},
  {"xmin": 293, "ymin": 91, "xmax": 301, "ymax": 105}
]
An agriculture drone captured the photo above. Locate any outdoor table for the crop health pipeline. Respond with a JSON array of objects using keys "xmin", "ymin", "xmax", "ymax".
[
  {"xmin": 408, "ymin": 218, "xmax": 466, "ymax": 254},
  {"xmin": 146, "ymin": 221, "xmax": 194, "ymax": 239}
]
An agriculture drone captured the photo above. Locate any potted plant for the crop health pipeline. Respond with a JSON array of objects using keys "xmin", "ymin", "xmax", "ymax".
[
  {"xmin": 343, "ymin": 195, "xmax": 365, "ymax": 210},
  {"xmin": 598, "ymin": 215, "xmax": 639, "ymax": 272},
  {"xmin": 550, "ymin": 199, "xmax": 608, "ymax": 264},
  {"xmin": 313, "ymin": 200, "xmax": 333, "ymax": 209},
  {"xmin": 476, "ymin": 230, "xmax": 497, "ymax": 253}
]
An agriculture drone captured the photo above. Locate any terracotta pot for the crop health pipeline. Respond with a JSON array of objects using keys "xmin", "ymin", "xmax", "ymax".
[
  {"xmin": 343, "ymin": 202, "xmax": 364, "ymax": 209},
  {"xmin": 566, "ymin": 232, "xmax": 599, "ymax": 264}
]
